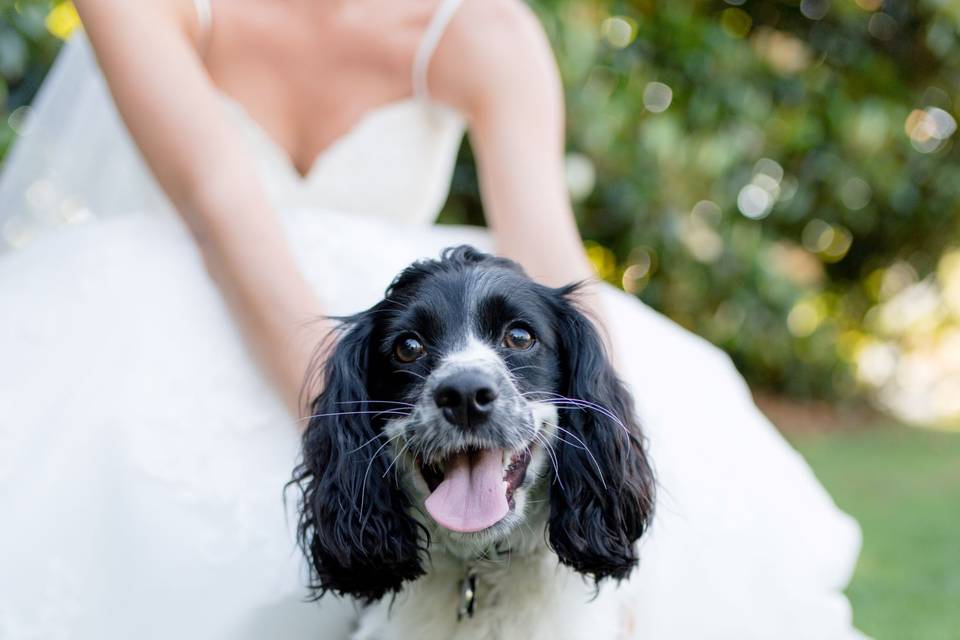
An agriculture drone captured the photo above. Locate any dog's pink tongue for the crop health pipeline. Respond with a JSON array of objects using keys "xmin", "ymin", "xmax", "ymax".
[{"xmin": 424, "ymin": 449, "xmax": 508, "ymax": 533}]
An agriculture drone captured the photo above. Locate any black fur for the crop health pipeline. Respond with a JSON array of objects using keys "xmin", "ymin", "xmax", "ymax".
[
  {"xmin": 291, "ymin": 245, "xmax": 655, "ymax": 601},
  {"xmin": 291, "ymin": 311, "xmax": 426, "ymax": 604},
  {"xmin": 546, "ymin": 288, "xmax": 656, "ymax": 581}
]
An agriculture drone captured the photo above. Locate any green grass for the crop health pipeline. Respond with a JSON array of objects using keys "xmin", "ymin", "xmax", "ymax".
[{"xmin": 792, "ymin": 426, "xmax": 960, "ymax": 639}]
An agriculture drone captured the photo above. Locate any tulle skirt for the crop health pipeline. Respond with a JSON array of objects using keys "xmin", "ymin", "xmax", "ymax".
[{"xmin": 0, "ymin": 209, "xmax": 864, "ymax": 638}]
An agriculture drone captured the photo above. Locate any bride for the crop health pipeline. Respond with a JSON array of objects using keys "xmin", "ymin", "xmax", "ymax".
[{"xmin": 0, "ymin": 0, "xmax": 864, "ymax": 637}]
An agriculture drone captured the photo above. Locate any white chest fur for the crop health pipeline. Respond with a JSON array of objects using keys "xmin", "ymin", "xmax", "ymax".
[{"xmin": 352, "ymin": 548, "xmax": 634, "ymax": 640}]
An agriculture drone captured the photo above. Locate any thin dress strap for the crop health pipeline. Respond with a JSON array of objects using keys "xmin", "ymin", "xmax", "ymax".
[
  {"xmin": 193, "ymin": 0, "xmax": 212, "ymax": 33},
  {"xmin": 412, "ymin": 0, "xmax": 465, "ymax": 100}
]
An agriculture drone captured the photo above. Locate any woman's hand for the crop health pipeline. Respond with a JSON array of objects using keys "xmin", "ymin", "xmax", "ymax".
[{"xmin": 74, "ymin": 0, "xmax": 328, "ymax": 418}]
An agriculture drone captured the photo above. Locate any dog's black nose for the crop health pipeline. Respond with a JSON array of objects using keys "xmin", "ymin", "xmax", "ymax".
[{"xmin": 433, "ymin": 371, "xmax": 499, "ymax": 429}]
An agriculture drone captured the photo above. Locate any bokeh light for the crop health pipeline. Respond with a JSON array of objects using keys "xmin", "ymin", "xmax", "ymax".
[
  {"xmin": 45, "ymin": 1, "xmax": 80, "ymax": 40},
  {"xmin": 642, "ymin": 82, "xmax": 672, "ymax": 113},
  {"xmin": 600, "ymin": 16, "xmax": 637, "ymax": 49}
]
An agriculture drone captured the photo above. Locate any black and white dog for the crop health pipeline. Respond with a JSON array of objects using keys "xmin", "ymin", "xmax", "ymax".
[{"xmin": 291, "ymin": 246, "xmax": 655, "ymax": 639}]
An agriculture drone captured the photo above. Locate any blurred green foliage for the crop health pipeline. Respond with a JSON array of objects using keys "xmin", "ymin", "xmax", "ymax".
[
  {"xmin": 448, "ymin": 0, "xmax": 960, "ymax": 401},
  {"xmin": 3, "ymin": 0, "xmax": 959, "ymax": 402},
  {"xmin": 0, "ymin": 0, "xmax": 62, "ymax": 157}
]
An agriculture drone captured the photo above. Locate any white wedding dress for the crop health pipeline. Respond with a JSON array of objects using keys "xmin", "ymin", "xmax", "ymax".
[{"xmin": 0, "ymin": 1, "xmax": 864, "ymax": 638}]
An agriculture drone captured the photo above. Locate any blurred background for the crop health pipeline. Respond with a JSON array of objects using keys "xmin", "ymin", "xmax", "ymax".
[{"xmin": 1, "ymin": 0, "xmax": 958, "ymax": 636}]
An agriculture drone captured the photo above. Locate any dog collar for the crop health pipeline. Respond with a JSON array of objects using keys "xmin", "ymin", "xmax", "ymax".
[
  {"xmin": 456, "ymin": 543, "xmax": 513, "ymax": 620},
  {"xmin": 457, "ymin": 568, "xmax": 478, "ymax": 620}
]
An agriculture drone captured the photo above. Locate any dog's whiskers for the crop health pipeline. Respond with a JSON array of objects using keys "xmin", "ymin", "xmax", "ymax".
[
  {"xmin": 336, "ymin": 400, "xmax": 417, "ymax": 408},
  {"xmin": 346, "ymin": 431, "xmax": 391, "ymax": 455},
  {"xmin": 506, "ymin": 364, "xmax": 547, "ymax": 375},
  {"xmin": 393, "ymin": 369, "xmax": 428, "ymax": 381},
  {"xmin": 523, "ymin": 392, "xmax": 630, "ymax": 438},
  {"xmin": 359, "ymin": 432, "xmax": 405, "ymax": 518},
  {"xmin": 547, "ymin": 421, "xmax": 607, "ymax": 491},
  {"xmin": 529, "ymin": 428, "xmax": 562, "ymax": 488},
  {"xmin": 382, "ymin": 438, "xmax": 412, "ymax": 480},
  {"xmin": 297, "ymin": 408, "xmax": 411, "ymax": 423},
  {"xmin": 524, "ymin": 391, "xmax": 622, "ymax": 424}
]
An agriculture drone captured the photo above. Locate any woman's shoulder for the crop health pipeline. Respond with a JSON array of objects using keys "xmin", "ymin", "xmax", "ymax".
[{"xmin": 428, "ymin": 0, "xmax": 558, "ymax": 115}]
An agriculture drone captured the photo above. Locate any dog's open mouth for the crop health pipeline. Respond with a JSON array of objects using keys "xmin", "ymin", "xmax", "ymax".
[{"xmin": 417, "ymin": 445, "xmax": 532, "ymax": 533}]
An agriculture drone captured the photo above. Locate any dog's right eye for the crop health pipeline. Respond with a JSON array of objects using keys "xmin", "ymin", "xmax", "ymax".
[
  {"xmin": 395, "ymin": 336, "xmax": 426, "ymax": 363},
  {"xmin": 503, "ymin": 325, "xmax": 536, "ymax": 351}
]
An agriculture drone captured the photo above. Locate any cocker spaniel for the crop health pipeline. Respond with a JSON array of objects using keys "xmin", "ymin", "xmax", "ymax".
[{"xmin": 291, "ymin": 246, "xmax": 655, "ymax": 639}]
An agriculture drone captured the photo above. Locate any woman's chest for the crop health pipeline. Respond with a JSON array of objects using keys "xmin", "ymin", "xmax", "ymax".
[{"xmin": 201, "ymin": 0, "xmax": 432, "ymax": 176}]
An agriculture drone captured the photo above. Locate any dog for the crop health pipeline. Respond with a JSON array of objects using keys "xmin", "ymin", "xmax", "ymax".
[{"xmin": 291, "ymin": 246, "xmax": 655, "ymax": 639}]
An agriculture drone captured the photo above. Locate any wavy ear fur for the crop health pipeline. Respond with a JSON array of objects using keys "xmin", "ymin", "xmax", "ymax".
[
  {"xmin": 291, "ymin": 312, "xmax": 425, "ymax": 603},
  {"xmin": 547, "ymin": 288, "xmax": 656, "ymax": 582}
]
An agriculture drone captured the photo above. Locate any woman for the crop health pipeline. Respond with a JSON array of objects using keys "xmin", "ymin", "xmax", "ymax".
[{"xmin": 0, "ymin": 0, "xmax": 863, "ymax": 637}]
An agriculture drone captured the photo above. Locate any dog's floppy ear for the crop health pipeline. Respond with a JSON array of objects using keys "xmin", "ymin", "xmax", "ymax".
[
  {"xmin": 291, "ymin": 311, "xmax": 425, "ymax": 603},
  {"xmin": 547, "ymin": 286, "xmax": 655, "ymax": 582}
]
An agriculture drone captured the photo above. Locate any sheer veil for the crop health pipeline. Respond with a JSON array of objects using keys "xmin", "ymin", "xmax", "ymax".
[{"xmin": 0, "ymin": 34, "xmax": 166, "ymax": 255}]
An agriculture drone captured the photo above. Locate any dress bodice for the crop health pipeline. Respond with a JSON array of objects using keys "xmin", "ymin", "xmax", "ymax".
[
  {"xmin": 205, "ymin": 0, "xmax": 467, "ymax": 226},
  {"xmin": 220, "ymin": 95, "xmax": 465, "ymax": 226}
]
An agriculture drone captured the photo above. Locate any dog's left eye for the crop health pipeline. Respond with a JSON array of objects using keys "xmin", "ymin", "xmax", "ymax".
[
  {"xmin": 503, "ymin": 325, "xmax": 536, "ymax": 351},
  {"xmin": 395, "ymin": 336, "xmax": 426, "ymax": 363}
]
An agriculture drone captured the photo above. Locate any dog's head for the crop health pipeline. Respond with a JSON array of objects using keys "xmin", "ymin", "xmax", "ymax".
[{"xmin": 291, "ymin": 246, "xmax": 655, "ymax": 602}]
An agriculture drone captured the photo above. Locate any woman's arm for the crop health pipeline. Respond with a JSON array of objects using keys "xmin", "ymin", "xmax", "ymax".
[
  {"xmin": 74, "ymin": 0, "xmax": 329, "ymax": 417},
  {"xmin": 433, "ymin": 1, "xmax": 610, "ymax": 331}
]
